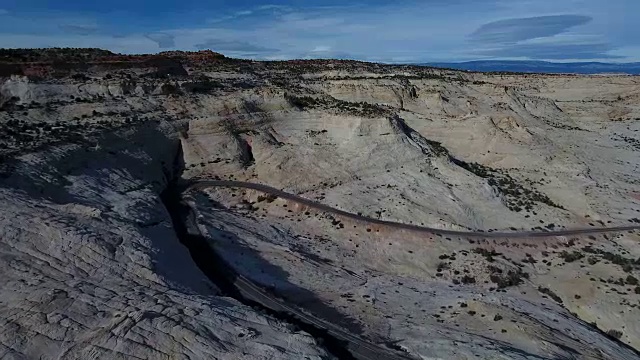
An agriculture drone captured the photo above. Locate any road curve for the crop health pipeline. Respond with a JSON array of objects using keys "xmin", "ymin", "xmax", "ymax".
[
  {"xmin": 182, "ymin": 180, "xmax": 640, "ymax": 239},
  {"xmin": 174, "ymin": 190, "xmax": 415, "ymax": 360},
  {"xmin": 176, "ymin": 179, "xmax": 640, "ymax": 360}
]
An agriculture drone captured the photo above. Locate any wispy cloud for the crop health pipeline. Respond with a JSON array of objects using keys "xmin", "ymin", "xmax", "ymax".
[
  {"xmin": 145, "ymin": 32, "xmax": 175, "ymax": 48},
  {"xmin": 59, "ymin": 24, "xmax": 98, "ymax": 36},
  {"xmin": 311, "ymin": 45, "xmax": 332, "ymax": 52},
  {"xmin": 0, "ymin": 9, "xmax": 8, "ymax": 16},
  {"xmin": 468, "ymin": 14, "xmax": 619, "ymax": 60},
  {"xmin": 0, "ymin": 0, "xmax": 638, "ymax": 62},
  {"xmin": 207, "ymin": 4, "xmax": 292, "ymax": 24},
  {"xmin": 256, "ymin": 5, "xmax": 292, "ymax": 12},
  {"xmin": 471, "ymin": 15, "xmax": 592, "ymax": 43},
  {"xmin": 476, "ymin": 42, "xmax": 621, "ymax": 59},
  {"xmin": 207, "ymin": 16, "xmax": 235, "ymax": 24},
  {"xmin": 195, "ymin": 39, "xmax": 278, "ymax": 53}
]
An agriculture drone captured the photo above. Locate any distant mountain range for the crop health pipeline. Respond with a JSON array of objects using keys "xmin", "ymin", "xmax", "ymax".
[{"xmin": 421, "ymin": 60, "xmax": 640, "ymax": 75}]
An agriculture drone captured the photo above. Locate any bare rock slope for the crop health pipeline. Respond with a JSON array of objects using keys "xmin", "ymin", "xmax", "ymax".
[
  {"xmin": 0, "ymin": 49, "xmax": 639, "ymax": 359},
  {"xmin": 0, "ymin": 121, "xmax": 330, "ymax": 358}
]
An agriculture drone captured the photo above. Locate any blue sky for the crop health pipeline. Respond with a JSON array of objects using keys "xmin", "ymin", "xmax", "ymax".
[{"xmin": 0, "ymin": 0, "xmax": 638, "ymax": 62}]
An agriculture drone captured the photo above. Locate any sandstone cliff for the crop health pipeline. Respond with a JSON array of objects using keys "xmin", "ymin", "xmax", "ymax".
[{"xmin": 0, "ymin": 50, "xmax": 639, "ymax": 359}]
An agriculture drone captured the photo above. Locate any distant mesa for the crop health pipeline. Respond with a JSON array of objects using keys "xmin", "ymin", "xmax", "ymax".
[
  {"xmin": 421, "ymin": 60, "xmax": 640, "ymax": 75},
  {"xmin": 159, "ymin": 50, "xmax": 226, "ymax": 59}
]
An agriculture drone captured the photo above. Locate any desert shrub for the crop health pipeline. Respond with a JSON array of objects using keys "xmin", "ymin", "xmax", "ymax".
[
  {"xmin": 145, "ymin": 58, "xmax": 188, "ymax": 78},
  {"xmin": 451, "ymin": 157, "xmax": 564, "ymax": 211},
  {"xmin": 330, "ymin": 99, "xmax": 389, "ymax": 117},
  {"xmin": 606, "ymin": 329, "xmax": 623, "ymax": 340},
  {"xmin": 582, "ymin": 246, "xmax": 640, "ymax": 272},
  {"xmin": 490, "ymin": 268, "xmax": 529, "ymax": 288},
  {"xmin": 285, "ymin": 94, "xmax": 322, "ymax": 109},
  {"xmin": 256, "ymin": 194, "xmax": 277, "ymax": 203},
  {"xmin": 71, "ymin": 73, "xmax": 89, "ymax": 81},
  {"xmin": 436, "ymin": 262, "xmax": 450, "ymax": 272},
  {"xmin": 538, "ymin": 287, "xmax": 563, "ymax": 304},
  {"xmin": 160, "ymin": 83, "xmax": 180, "ymax": 95},
  {"xmin": 559, "ymin": 250, "xmax": 584, "ymax": 263},
  {"xmin": 461, "ymin": 275, "xmax": 476, "ymax": 284},
  {"xmin": 626, "ymin": 275, "xmax": 638, "ymax": 286},
  {"xmin": 474, "ymin": 248, "xmax": 501, "ymax": 262},
  {"xmin": 183, "ymin": 79, "xmax": 222, "ymax": 94}
]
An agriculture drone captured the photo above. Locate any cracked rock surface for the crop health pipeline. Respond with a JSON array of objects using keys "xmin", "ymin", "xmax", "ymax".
[
  {"xmin": 0, "ymin": 123, "xmax": 330, "ymax": 359},
  {"xmin": 1, "ymin": 49, "xmax": 640, "ymax": 359}
]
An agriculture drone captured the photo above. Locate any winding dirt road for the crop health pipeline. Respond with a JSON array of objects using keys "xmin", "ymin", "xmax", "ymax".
[
  {"xmin": 183, "ymin": 179, "xmax": 640, "ymax": 238},
  {"xmin": 177, "ymin": 179, "xmax": 640, "ymax": 360},
  {"xmin": 174, "ymin": 188, "xmax": 415, "ymax": 360}
]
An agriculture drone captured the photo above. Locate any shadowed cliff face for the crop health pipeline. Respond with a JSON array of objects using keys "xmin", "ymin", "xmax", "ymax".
[
  {"xmin": 0, "ymin": 49, "xmax": 639, "ymax": 359},
  {"xmin": 0, "ymin": 121, "xmax": 332, "ymax": 360},
  {"xmin": 161, "ymin": 180, "xmax": 363, "ymax": 360}
]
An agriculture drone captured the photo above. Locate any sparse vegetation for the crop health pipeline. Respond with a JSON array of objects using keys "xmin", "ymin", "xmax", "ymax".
[
  {"xmin": 437, "ymin": 262, "xmax": 450, "ymax": 272},
  {"xmin": 183, "ymin": 78, "xmax": 223, "ymax": 93},
  {"xmin": 461, "ymin": 275, "xmax": 476, "ymax": 284},
  {"xmin": 0, "ymin": 116, "xmax": 146, "ymax": 168},
  {"xmin": 605, "ymin": 329, "xmax": 623, "ymax": 340},
  {"xmin": 615, "ymin": 135, "xmax": 640, "ymax": 151},
  {"xmin": 256, "ymin": 194, "xmax": 278, "ymax": 203},
  {"xmin": 284, "ymin": 93, "xmax": 391, "ymax": 117},
  {"xmin": 489, "ymin": 266, "xmax": 529, "ymax": 289},
  {"xmin": 0, "ymin": 48, "xmax": 114, "ymax": 63},
  {"xmin": 587, "ymin": 256, "xmax": 600, "ymax": 265},
  {"xmin": 451, "ymin": 158, "xmax": 564, "ymax": 212},
  {"xmin": 559, "ymin": 250, "xmax": 584, "ymax": 263},
  {"xmin": 538, "ymin": 287, "xmax": 563, "ymax": 304},
  {"xmin": 285, "ymin": 94, "xmax": 322, "ymax": 109},
  {"xmin": 582, "ymin": 246, "xmax": 640, "ymax": 272},
  {"xmin": 3, "ymin": 47, "xmax": 640, "ymax": 360},
  {"xmin": 474, "ymin": 248, "xmax": 501, "ymax": 262},
  {"xmin": 423, "ymin": 139, "xmax": 450, "ymax": 157}
]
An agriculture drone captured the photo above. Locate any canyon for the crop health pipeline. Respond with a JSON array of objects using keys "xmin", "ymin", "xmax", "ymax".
[{"xmin": 0, "ymin": 49, "xmax": 639, "ymax": 359}]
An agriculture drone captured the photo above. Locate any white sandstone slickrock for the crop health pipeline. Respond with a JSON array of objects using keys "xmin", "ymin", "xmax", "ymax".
[
  {"xmin": 0, "ymin": 123, "xmax": 331, "ymax": 359},
  {"xmin": 1, "ymin": 52, "xmax": 640, "ymax": 359}
]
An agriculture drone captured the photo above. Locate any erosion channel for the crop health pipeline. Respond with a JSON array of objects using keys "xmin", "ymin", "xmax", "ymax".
[{"xmin": 161, "ymin": 178, "xmax": 414, "ymax": 360}]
